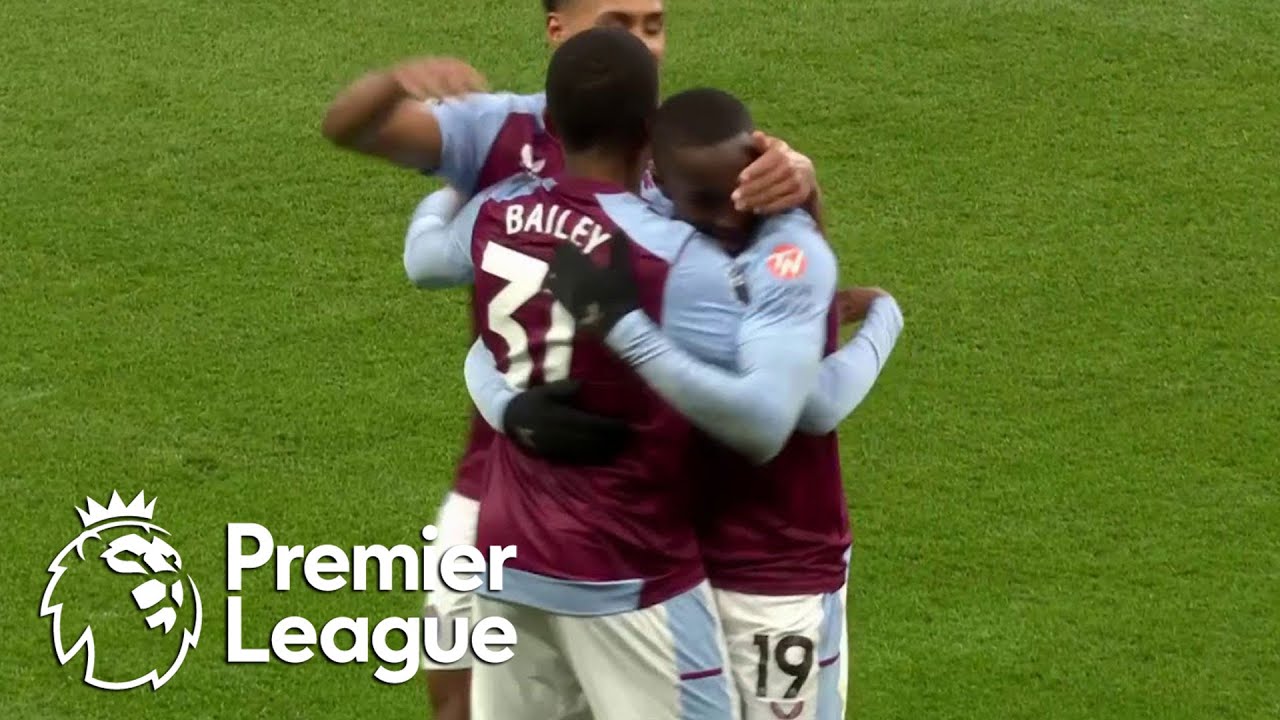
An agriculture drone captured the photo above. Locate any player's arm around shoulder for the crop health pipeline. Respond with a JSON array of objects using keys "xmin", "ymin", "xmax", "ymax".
[
  {"xmin": 798, "ymin": 289, "xmax": 905, "ymax": 435},
  {"xmin": 749, "ymin": 211, "xmax": 908, "ymax": 436},
  {"xmin": 322, "ymin": 57, "xmax": 486, "ymax": 169},
  {"xmin": 428, "ymin": 91, "xmax": 541, "ymax": 193},
  {"xmin": 322, "ymin": 57, "xmax": 533, "ymax": 192},
  {"xmin": 403, "ymin": 188, "xmax": 478, "ymax": 288},
  {"xmin": 605, "ymin": 215, "xmax": 835, "ymax": 464}
]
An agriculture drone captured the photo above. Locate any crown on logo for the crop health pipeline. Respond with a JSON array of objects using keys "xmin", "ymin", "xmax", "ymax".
[{"xmin": 76, "ymin": 491, "xmax": 157, "ymax": 528}]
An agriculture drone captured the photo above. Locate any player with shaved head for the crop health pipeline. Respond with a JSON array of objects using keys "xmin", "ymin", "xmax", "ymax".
[{"xmin": 638, "ymin": 88, "xmax": 904, "ymax": 720}]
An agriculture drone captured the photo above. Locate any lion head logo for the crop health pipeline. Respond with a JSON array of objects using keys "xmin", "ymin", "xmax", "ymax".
[{"xmin": 39, "ymin": 491, "xmax": 202, "ymax": 690}]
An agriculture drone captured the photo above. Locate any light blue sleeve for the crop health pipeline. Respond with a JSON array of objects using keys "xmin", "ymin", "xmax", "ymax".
[
  {"xmin": 464, "ymin": 338, "xmax": 516, "ymax": 432},
  {"xmin": 798, "ymin": 295, "xmax": 905, "ymax": 434},
  {"xmin": 605, "ymin": 220, "xmax": 837, "ymax": 464},
  {"xmin": 402, "ymin": 187, "xmax": 482, "ymax": 288},
  {"xmin": 427, "ymin": 92, "xmax": 535, "ymax": 195}
]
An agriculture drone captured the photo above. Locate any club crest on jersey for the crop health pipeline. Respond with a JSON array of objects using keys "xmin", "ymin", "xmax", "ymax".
[
  {"xmin": 766, "ymin": 244, "xmax": 807, "ymax": 280},
  {"xmin": 520, "ymin": 144, "xmax": 546, "ymax": 175}
]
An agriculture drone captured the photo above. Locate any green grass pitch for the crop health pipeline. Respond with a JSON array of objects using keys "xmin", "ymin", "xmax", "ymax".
[{"xmin": 2, "ymin": 0, "xmax": 1278, "ymax": 718}]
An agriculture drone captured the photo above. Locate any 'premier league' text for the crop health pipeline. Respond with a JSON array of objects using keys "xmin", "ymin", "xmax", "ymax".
[{"xmin": 223, "ymin": 523, "xmax": 518, "ymax": 684}]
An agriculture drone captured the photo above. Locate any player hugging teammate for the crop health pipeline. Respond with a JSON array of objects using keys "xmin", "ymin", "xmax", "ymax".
[{"xmin": 323, "ymin": 4, "xmax": 903, "ymax": 720}]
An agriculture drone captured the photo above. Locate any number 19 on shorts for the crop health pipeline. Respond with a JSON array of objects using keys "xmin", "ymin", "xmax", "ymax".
[{"xmin": 753, "ymin": 633, "xmax": 815, "ymax": 700}]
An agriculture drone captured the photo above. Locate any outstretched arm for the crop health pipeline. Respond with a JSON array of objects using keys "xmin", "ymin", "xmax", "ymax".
[
  {"xmin": 322, "ymin": 57, "xmax": 496, "ymax": 181},
  {"xmin": 321, "ymin": 73, "xmax": 441, "ymax": 170}
]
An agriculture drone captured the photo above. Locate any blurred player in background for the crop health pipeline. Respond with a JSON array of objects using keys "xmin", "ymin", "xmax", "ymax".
[
  {"xmin": 321, "ymin": 2, "xmax": 822, "ymax": 718},
  {"xmin": 404, "ymin": 28, "xmax": 737, "ymax": 720}
]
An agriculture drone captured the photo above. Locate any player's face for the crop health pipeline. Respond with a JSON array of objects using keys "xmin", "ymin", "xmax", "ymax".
[
  {"xmin": 547, "ymin": 0, "xmax": 667, "ymax": 63},
  {"xmin": 656, "ymin": 133, "xmax": 758, "ymax": 249}
]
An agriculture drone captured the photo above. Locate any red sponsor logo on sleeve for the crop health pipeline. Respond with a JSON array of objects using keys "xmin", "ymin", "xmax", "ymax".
[{"xmin": 766, "ymin": 244, "xmax": 807, "ymax": 280}]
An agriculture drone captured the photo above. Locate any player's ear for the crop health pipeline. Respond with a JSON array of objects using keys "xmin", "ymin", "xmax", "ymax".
[{"xmin": 546, "ymin": 13, "xmax": 567, "ymax": 46}]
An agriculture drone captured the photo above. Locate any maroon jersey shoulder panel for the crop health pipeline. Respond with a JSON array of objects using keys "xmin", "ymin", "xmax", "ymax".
[{"xmin": 475, "ymin": 113, "xmax": 565, "ymax": 197}]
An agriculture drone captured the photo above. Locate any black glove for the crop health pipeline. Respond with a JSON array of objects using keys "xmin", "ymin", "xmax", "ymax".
[
  {"xmin": 502, "ymin": 379, "xmax": 630, "ymax": 464},
  {"xmin": 546, "ymin": 237, "xmax": 639, "ymax": 336}
]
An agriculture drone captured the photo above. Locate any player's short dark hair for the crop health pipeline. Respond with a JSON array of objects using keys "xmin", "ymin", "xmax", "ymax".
[
  {"xmin": 543, "ymin": 0, "xmax": 572, "ymax": 13},
  {"xmin": 653, "ymin": 88, "xmax": 755, "ymax": 153},
  {"xmin": 545, "ymin": 27, "xmax": 659, "ymax": 154}
]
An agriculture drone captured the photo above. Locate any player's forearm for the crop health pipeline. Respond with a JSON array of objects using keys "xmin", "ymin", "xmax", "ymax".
[
  {"xmin": 403, "ymin": 189, "xmax": 471, "ymax": 287},
  {"xmin": 322, "ymin": 70, "xmax": 404, "ymax": 149},
  {"xmin": 464, "ymin": 339, "xmax": 515, "ymax": 432},
  {"xmin": 322, "ymin": 73, "xmax": 441, "ymax": 169},
  {"xmin": 798, "ymin": 295, "xmax": 904, "ymax": 434},
  {"xmin": 606, "ymin": 311, "xmax": 818, "ymax": 464}
]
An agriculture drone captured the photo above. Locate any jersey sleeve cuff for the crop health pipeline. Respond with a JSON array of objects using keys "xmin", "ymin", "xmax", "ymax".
[{"xmin": 870, "ymin": 295, "xmax": 904, "ymax": 336}]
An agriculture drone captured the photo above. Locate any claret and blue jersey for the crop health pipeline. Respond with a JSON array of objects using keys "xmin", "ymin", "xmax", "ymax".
[
  {"xmin": 411, "ymin": 90, "xmax": 899, "ymax": 613},
  {"xmin": 583, "ymin": 209, "xmax": 855, "ymax": 597},
  {"xmin": 409, "ymin": 170, "xmax": 714, "ymax": 613},
  {"xmin": 408, "ymin": 177, "xmax": 852, "ymax": 610},
  {"xmin": 421, "ymin": 91, "xmax": 671, "ymax": 504}
]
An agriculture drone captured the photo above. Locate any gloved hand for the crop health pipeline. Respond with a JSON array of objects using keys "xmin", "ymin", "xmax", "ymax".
[
  {"xmin": 546, "ymin": 237, "xmax": 639, "ymax": 336},
  {"xmin": 503, "ymin": 379, "xmax": 630, "ymax": 464}
]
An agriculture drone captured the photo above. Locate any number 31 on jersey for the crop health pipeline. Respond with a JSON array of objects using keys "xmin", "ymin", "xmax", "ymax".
[{"xmin": 480, "ymin": 242, "xmax": 576, "ymax": 389}]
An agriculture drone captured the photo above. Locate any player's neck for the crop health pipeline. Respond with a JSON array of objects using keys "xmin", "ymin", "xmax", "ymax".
[{"xmin": 563, "ymin": 151, "xmax": 643, "ymax": 193}]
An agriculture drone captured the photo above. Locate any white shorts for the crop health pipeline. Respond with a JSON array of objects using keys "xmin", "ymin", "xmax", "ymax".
[
  {"xmin": 420, "ymin": 491, "xmax": 480, "ymax": 671},
  {"xmin": 471, "ymin": 582, "xmax": 740, "ymax": 720},
  {"xmin": 713, "ymin": 587, "xmax": 848, "ymax": 720}
]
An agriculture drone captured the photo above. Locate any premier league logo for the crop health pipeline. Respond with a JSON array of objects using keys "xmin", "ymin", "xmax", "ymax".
[{"xmin": 39, "ymin": 492, "xmax": 202, "ymax": 690}]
